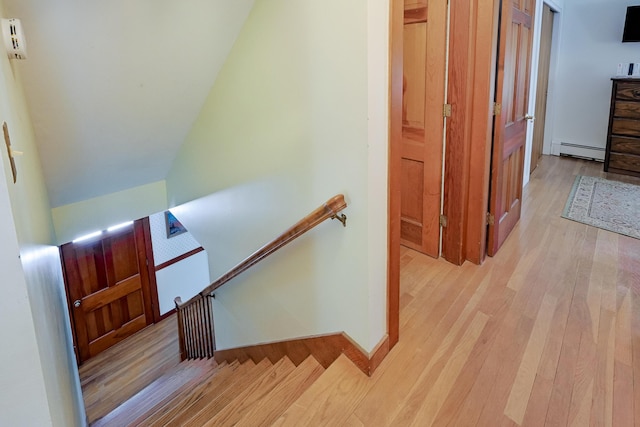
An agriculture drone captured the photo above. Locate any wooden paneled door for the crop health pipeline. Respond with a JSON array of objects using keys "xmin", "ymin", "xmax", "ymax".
[
  {"xmin": 487, "ymin": 0, "xmax": 534, "ymax": 256},
  {"xmin": 530, "ymin": 4, "xmax": 554, "ymax": 174},
  {"xmin": 400, "ymin": 0, "xmax": 447, "ymax": 258},
  {"xmin": 61, "ymin": 219, "xmax": 155, "ymax": 364}
]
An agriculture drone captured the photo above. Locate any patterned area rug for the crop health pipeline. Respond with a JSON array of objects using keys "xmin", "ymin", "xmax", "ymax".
[{"xmin": 562, "ymin": 175, "xmax": 640, "ymax": 239}]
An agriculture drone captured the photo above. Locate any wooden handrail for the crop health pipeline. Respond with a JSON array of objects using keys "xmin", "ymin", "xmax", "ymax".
[
  {"xmin": 176, "ymin": 194, "xmax": 347, "ymax": 308},
  {"xmin": 174, "ymin": 194, "xmax": 347, "ymax": 360}
]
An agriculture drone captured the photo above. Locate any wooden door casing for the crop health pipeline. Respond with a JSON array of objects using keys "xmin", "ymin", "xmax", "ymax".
[
  {"xmin": 488, "ymin": 0, "xmax": 534, "ymax": 256},
  {"xmin": 400, "ymin": 0, "xmax": 447, "ymax": 258},
  {"xmin": 530, "ymin": 4, "xmax": 554, "ymax": 174},
  {"xmin": 61, "ymin": 219, "xmax": 154, "ymax": 363}
]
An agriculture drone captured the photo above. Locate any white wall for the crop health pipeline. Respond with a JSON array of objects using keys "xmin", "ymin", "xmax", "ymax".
[
  {"xmin": 166, "ymin": 0, "xmax": 388, "ymax": 353},
  {"xmin": 0, "ymin": 2, "xmax": 85, "ymax": 423},
  {"xmin": 550, "ymin": 0, "xmax": 639, "ymax": 157},
  {"xmin": 148, "ymin": 211, "xmax": 210, "ymax": 315},
  {"xmin": 0, "ymin": 155, "xmax": 53, "ymax": 427},
  {"xmin": 21, "ymin": 245, "xmax": 85, "ymax": 427},
  {"xmin": 51, "ymin": 180, "xmax": 167, "ymax": 244},
  {"xmin": 156, "ymin": 251, "xmax": 210, "ymax": 314}
]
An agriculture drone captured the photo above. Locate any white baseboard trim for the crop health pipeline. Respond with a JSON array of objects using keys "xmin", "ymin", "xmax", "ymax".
[{"xmin": 551, "ymin": 142, "xmax": 605, "ymax": 161}]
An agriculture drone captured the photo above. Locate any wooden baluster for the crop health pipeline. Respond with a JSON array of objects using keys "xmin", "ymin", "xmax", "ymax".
[
  {"xmin": 189, "ymin": 303, "xmax": 198, "ymax": 359},
  {"xmin": 196, "ymin": 296, "xmax": 204, "ymax": 358},
  {"xmin": 186, "ymin": 303, "xmax": 195, "ymax": 359},
  {"xmin": 183, "ymin": 304, "xmax": 190, "ymax": 359},
  {"xmin": 206, "ymin": 295, "xmax": 215, "ymax": 357},
  {"xmin": 200, "ymin": 296, "xmax": 207, "ymax": 358},
  {"xmin": 191, "ymin": 298, "xmax": 198, "ymax": 359},
  {"xmin": 175, "ymin": 298, "xmax": 186, "ymax": 361},
  {"xmin": 198, "ymin": 295, "xmax": 209, "ymax": 358}
]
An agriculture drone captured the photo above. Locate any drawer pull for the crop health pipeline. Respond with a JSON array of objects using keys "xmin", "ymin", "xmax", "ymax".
[{"xmin": 633, "ymin": 89, "xmax": 640, "ymax": 97}]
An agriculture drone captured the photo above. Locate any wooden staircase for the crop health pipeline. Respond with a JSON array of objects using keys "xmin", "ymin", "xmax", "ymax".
[
  {"xmin": 84, "ymin": 195, "xmax": 376, "ymax": 426},
  {"xmin": 91, "ymin": 354, "xmax": 326, "ymax": 426}
]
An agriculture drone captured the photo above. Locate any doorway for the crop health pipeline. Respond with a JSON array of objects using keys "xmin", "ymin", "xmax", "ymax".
[
  {"xmin": 530, "ymin": 4, "xmax": 555, "ymax": 174},
  {"xmin": 487, "ymin": 0, "xmax": 536, "ymax": 256},
  {"xmin": 60, "ymin": 218, "xmax": 156, "ymax": 364},
  {"xmin": 399, "ymin": 0, "xmax": 447, "ymax": 258}
]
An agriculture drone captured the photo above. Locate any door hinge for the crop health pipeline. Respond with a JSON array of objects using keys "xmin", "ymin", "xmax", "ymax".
[
  {"xmin": 486, "ymin": 212, "xmax": 495, "ymax": 226},
  {"xmin": 493, "ymin": 102, "xmax": 502, "ymax": 116},
  {"xmin": 439, "ymin": 214, "xmax": 448, "ymax": 228},
  {"xmin": 443, "ymin": 104, "xmax": 452, "ymax": 117}
]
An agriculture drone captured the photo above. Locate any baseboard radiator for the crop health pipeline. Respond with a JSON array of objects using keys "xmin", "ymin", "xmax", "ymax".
[{"xmin": 551, "ymin": 141, "xmax": 605, "ymax": 162}]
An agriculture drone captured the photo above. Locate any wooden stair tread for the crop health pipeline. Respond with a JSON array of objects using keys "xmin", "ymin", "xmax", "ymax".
[
  {"xmin": 91, "ymin": 358, "xmax": 220, "ymax": 426},
  {"xmin": 198, "ymin": 357, "xmax": 297, "ymax": 426},
  {"xmin": 235, "ymin": 356, "xmax": 326, "ymax": 427},
  {"xmin": 138, "ymin": 359, "xmax": 251, "ymax": 426},
  {"xmin": 83, "ymin": 344, "xmax": 180, "ymax": 422},
  {"xmin": 272, "ymin": 354, "xmax": 371, "ymax": 426},
  {"xmin": 130, "ymin": 360, "xmax": 239, "ymax": 426},
  {"xmin": 164, "ymin": 358, "xmax": 273, "ymax": 426},
  {"xmin": 79, "ymin": 320, "xmax": 178, "ymax": 384}
]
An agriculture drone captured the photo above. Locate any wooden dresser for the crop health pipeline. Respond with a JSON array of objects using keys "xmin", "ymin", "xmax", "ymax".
[{"xmin": 605, "ymin": 78, "xmax": 640, "ymax": 176}]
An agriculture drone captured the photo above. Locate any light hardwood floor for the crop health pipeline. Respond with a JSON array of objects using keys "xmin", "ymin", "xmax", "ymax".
[
  {"xmin": 81, "ymin": 155, "xmax": 640, "ymax": 426},
  {"xmin": 79, "ymin": 313, "xmax": 181, "ymax": 424}
]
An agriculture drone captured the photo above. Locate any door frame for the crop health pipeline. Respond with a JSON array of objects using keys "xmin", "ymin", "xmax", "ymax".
[
  {"xmin": 387, "ymin": 0, "xmax": 501, "ymax": 345},
  {"xmin": 487, "ymin": 0, "xmax": 536, "ymax": 257},
  {"xmin": 388, "ymin": 0, "xmax": 403, "ymax": 348},
  {"xmin": 522, "ymin": 0, "xmax": 562, "ymax": 186},
  {"xmin": 530, "ymin": 3, "xmax": 555, "ymax": 174},
  {"xmin": 441, "ymin": 0, "xmax": 501, "ymax": 265},
  {"xmin": 526, "ymin": 0, "xmax": 563, "ymax": 174}
]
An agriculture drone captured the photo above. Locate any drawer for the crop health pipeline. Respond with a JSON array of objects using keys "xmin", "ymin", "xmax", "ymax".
[
  {"xmin": 614, "ymin": 101, "xmax": 640, "ymax": 118},
  {"xmin": 610, "ymin": 136, "xmax": 640, "ymax": 155},
  {"xmin": 611, "ymin": 118, "xmax": 640, "ymax": 137},
  {"xmin": 609, "ymin": 152, "xmax": 640, "ymax": 173},
  {"xmin": 616, "ymin": 82, "xmax": 640, "ymax": 101}
]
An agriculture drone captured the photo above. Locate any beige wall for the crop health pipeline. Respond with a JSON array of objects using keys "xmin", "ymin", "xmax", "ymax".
[
  {"xmin": 51, "ymin": 180, "xmax": 167, "ymax": 244},
  {"xmin": 166, "ymin": 0, "xmax": 388, "ymax": 353},
  {"xmin": 0, "ymin": 150, "xmax": 53, "ymax": 426},
  {"xmin": 0, "ymin": 3, "xmax": 85, "ymax": 425}
]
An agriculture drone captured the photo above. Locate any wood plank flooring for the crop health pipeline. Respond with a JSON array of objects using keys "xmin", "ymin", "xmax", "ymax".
[
  {"xmin": 79, "ymin": 314, "xmax": 181, "ymax": 424},
  {"xmin": 80, "ymin": 155, "xmax": 640, "ymax": 426},
  {"xmin": 276, "ymin": 155, "xmax": 640, "ymax": 426}
]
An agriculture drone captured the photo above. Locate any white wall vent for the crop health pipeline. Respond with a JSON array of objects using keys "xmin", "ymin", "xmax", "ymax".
[{"xmin": 1, "ymin": 18, "xmax": 27, "ymax": 60}]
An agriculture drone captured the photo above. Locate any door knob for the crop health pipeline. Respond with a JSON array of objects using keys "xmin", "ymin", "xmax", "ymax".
[
  {"xmin": 74, "ymin": 299, "xmax": 81, "ymax": 308},
  {"xmin": 524, "ymin": 115, "xmax": 535, "ymax": 120}
]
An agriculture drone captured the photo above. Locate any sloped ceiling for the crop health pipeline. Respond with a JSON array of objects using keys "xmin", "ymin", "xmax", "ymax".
[{"xmin": 3, "ymin": 0, "xmax": 255, "ymax": 207}]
